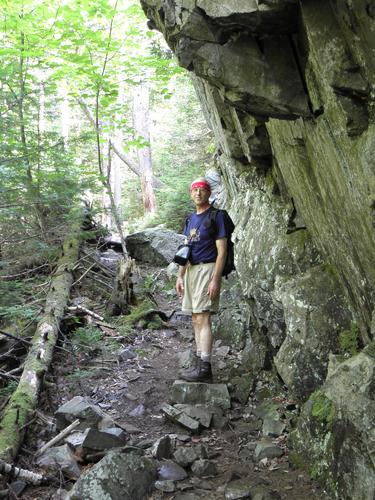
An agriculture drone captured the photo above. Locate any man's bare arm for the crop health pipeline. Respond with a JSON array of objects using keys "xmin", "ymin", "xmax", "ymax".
[
  {"xmin": 208, "ymin": 238, "xmax": 227, "ymax": 299},
  {"xmin": 176, "ymin": 263, "xmax": 188, "ymax": 296}
]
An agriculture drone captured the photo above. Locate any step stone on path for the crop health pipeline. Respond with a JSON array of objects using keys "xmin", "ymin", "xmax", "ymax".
[{"xmin": 171, "ymin": 381, "xmax": 231, "ymax": 410}]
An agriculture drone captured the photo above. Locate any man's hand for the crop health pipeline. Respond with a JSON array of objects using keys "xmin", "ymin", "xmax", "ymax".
[
  {"xmin": 207, "ymin": 276, "xmax": 221, "ymax": 300},
  {"xmin": 176, "ymin": 276, "xmax": 184, "ymax": 297}
]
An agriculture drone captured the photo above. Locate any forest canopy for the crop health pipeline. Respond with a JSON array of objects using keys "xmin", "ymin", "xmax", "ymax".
[
  {"xmin": 0, "ymin": 0, "xmax": 213, "ymax": 279},
  {"xmin": 0, "ymin": 0, "xmax": 214, "ymax": 333}
]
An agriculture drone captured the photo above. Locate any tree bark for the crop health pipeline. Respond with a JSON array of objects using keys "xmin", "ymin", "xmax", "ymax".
[
  {"xmin": 132, "ymin": 82, "xmax": 157, "ymax": 214},
  {"xmin": 106, "ymin": 257, "xmax": 135, "ymax": 316},
  {"xmin": 0, "ymin": 213, "xmax": 82, "ymax": 462}
]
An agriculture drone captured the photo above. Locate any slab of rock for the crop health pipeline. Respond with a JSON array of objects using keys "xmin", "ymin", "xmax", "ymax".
[
  {"xmin": 51, "ymin": 489, "xmax": 70, "ymax": 500},
  {"xmin": 212, "ymin": 411, "xmax": 229, "ymax": 430},
  {"xmin": 251, "ymin": 485, "xmax": 281, "ymax": 500},
  {"xmin": 225, "ymin": 477, "xmax": 253, "ymax": 500},
  {"xmin": 155, "ymin": 480, "xmax": 176, "ymax": 492},
  {"xmin": 68, "ymin": 451, "xmax": 156, "ymax": 500},
  {"xmin": 118, "ymin": 346, "xmax": 137, "ymax": 361},
  {"xmin": 174, "ymin": 404, "xmax": 213, "ymax": 428},
  {"xmin": 55, "ymin": 396, "xmax": 103, "ymax": 430},
  {"xmin": 253, "ymin": 399, "xmax": 280, "ymax": 420},
  {"xmin": 9, "ymin": 480, "xmax": 27, "ymax": 497},
  {"xmin": 64, "ymin": 431, "xmax": 88, "ymax": 450},
  {"xmin": 262, "ymin": 416, "xmax": 286, "ymax": 437},
  {"xmin": 158, "ymin": 460, "xmax": 188, "ymax": 481},
  {"xmin": 177, "ymin": 350, "xmax": 196, "ymax": 369},
  {"xmin": 115, "ymin": 421, "xmax": 141, "ymax": 434},
  {"xmin": 36, "ymin": 444, "xmax": 80, "ymax": 480},
  {"xmin": 171, "ymin": 381, "xmax": 231, "ymax": 410},
  {"xmin": 125, "ymin": 228, "xmax": 185, "ymax": 266},
  {"xmin": 194, "ymin": 443, "xmax": 209, "ymax": 459},
  {"xmin": 173, "ymin": 446, "xmax": 198, "ymax": 467},
  {"xmin": 215, "ymin": 345, "xmax": 230, "ymax": 357},
  {"xmin": 191, "ymin": 459, "xmax": 217, "ymax": 477},
  {"xmin": 82, "ymin": 427, "xmax": 127, "ymax": 451},
  {"xmin": 129, "ymin": 404, "xmax": 146, "ymax": 417},
  {"xmin": 151, "ymin": 435, "xmax": 172, "ymax": 460},
  {"xmin": 254, "ymin": 440, "xmax": 283, "ymax": 461},
  {"xmin": 225, "ymin": 478, "xmax": 279, "ymax": 500},
  {"xmin": 161, "ymin": 404, "xmax": 200, "ymax": 431}
]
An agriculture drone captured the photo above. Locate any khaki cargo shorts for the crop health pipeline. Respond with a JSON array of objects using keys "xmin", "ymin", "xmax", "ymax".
[{"xmin": 182, "ymin": 262, "xmax": 219, "ymax": 314}]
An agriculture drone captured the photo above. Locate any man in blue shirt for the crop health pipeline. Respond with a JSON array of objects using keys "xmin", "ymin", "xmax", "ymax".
[{"xmin": 176, "ymin": 177, "xmax": 227, "ymax": 382}]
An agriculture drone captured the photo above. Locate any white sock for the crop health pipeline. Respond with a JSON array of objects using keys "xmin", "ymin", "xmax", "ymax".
[{"xmin": 201, "ymin": 352, "xmax": 211, "ymax": 363}]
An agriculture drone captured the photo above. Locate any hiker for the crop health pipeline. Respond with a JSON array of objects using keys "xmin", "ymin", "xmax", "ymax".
[{"xmin": 175, "ymin": 177, "xmax": 228, "ymax": 382}]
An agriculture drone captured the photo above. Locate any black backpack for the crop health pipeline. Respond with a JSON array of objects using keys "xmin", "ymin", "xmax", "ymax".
[{"xmin": 185, "ymin": 207, "xmax": 236, "ymax": 278}]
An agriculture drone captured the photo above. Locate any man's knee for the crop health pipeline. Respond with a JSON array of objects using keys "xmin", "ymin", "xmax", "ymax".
[{"xmin": 193, "ymin": 311, "xmax": 211, "ymax": 328}]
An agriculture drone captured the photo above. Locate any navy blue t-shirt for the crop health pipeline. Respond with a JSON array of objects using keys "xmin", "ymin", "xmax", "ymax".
[{"xmin": 183, "ymin": 208, "xmax": 227, "ymax": 264}]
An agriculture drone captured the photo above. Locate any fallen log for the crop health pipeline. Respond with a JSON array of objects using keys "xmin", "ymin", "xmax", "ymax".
[
  {"xmin": 0, "ymin": 215, "xmax": 82, "ymax": 461},
  {"xmin": 0, "ymin": 458, "xmax": 45, "ymax": 485}
]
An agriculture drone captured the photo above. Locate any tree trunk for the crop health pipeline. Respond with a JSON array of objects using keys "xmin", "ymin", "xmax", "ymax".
[
  {"xmin": 106, "ymin": 256, "xmax": 135, "ymax": 316},
  {"xmin": 77, "ymin": 97, "xmax": 163, "ymax": 189},
  {"xmin": 0, "ymin": 213, "xmax": 82, "ymax": 462},
  {"xmin": 132, "ymin": 82, "xmax": 157, "ymax": 214},
  {"xmin": 17, "ymin": 30, "xmax": 46, "ymax": 234}
]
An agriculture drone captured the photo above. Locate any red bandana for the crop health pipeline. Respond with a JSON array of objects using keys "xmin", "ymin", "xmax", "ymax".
[{"xmin": 190, "ymin": 180, "xmax": 211, "ymax": 193}]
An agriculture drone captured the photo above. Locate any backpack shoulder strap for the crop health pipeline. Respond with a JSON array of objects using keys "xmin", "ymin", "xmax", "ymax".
[
  {"xmin": 207, "ymin": 207, "xmax": 219, "ymax": 235},
  {"xmin": 183, "ymin": 213, "xmax": 192, "ymax": 234}
]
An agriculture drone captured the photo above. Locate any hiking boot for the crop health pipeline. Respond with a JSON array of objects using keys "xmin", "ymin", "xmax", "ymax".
[
  {"xmin": 179, "ymin": 353, "xmax": 200, "ymax": 378},
  {"xmin": 179, "ymin": 361, "xmax": 212, "ymax": 383}
]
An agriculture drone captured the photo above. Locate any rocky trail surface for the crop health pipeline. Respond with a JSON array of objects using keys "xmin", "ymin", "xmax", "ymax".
[{"xmin": 9, "ymin": 257, "xmax": 330, "ymax": 499}]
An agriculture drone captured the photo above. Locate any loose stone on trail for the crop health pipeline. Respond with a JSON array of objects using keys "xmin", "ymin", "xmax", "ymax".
[
  {"xmin": 254, "ymin": 440, "xmax": 284, "ymax": 461},
  {"xmin": 154, "ymin": 479, "xmax": 176, "ymax": 492},
  {"xmin": 262, "ymin": 415, "xmax": 286, "ymax": 437},
  {"xmin": 174, "ymin": 404, "xmax": 213, "ymax": 428},
  {"xmin": 158, "ymin": 460, "xmax": 188, "ymax": 481},
  {"xmin": 150, "ymin": 435, "xmax": 172, "ymax": 460},
  {"xmin": 36, "ymin": 444, "xmax": 81, "ymax": 480},
  {"xmin": 161, "ymin": 403, "xmax": 200, "ymax": 431},
  {"xmin": 81, "ymin": 427, "xmax": 127, "ymax": 451},
  {"xmin": 55, "ymin": 396, "xmax": 103, "ymax": 430},
  {"xmin": 191, "ymin": 458, "xmax": 218, "ymax": 477},
  {"xmin": 173, "ymin": 446, "xmax": 199, "ymax": 467},
  {"xmin": 171, "ymin": 381, "xmax": 231, "ymax": 410}
]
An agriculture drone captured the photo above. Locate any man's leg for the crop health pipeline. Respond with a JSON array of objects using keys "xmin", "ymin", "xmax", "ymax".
[
  {"xmin": 179, "ymin": 313, "xmax": 201, "ymax": 377},
  {"xmin": 197, "ymin": 311, "xmax": 213, "ymax": 362},
  {"xmin": 192, "ymin": 313, "xmax": 202, "ymax": 358},
  {"xmin": 180, "ymin": 311, "xmax": 213, "ymax": 382}
]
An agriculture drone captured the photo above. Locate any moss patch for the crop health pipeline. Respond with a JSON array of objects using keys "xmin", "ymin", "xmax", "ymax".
[
  {"xmin": 339, "ymin": 322, "xmax": 359, "ymax": 356},
  {"xmin": 289, "ymin": 450, "xmax": 309, "ymax": 471},
  {"xmin": 310, "ymin": 390, "xmax": 335, "ymax": 427},
  {"xmin": 120, "ymin": 299, "xmax": 163, "ymax": 330}
]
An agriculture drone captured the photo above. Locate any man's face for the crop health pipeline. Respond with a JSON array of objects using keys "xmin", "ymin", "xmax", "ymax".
[{"xmin": 190, "ymin": 186, "xmax": 210, "ymax": 206}]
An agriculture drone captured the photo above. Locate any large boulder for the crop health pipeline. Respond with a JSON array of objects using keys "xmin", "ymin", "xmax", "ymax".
[
  {"xmin": 290, "ymin": 345, "xmax": 375, "ymax": 500},
  {"xmin": 68, "ymin": 451, "xmax": 156, "ymax": 500},
  {"xmin": 125, "ymin": 228, "xmax": 184, "ymax": 266},
  {"xmin": 274, "ymin": 264, "xmax": 352, "ymax": 400}
]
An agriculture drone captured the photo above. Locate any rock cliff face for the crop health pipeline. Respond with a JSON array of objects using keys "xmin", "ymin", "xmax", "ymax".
[{"xmin": 140, "ymin": 1, "xmax": 375, "ymax": 497}]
